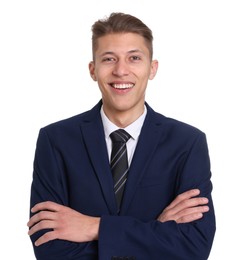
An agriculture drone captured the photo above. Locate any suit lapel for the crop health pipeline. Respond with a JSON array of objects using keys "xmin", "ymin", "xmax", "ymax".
[
  {"xmin": 79, "ymin": 102, "xmax": 165, "ymax": 215},
  {"xmin": 120, "ymin": 105, "xmax": 164, "ymax": 214},
  {"xmin": 80, "ymin": 102, "xmax": 117, "ymax": 214}
]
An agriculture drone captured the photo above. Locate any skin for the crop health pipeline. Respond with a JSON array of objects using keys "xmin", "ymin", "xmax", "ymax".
[
  {"xmin": 89, "ymin": 33, "xmax": 158, "ymax": 128},
  {"xmin": 27, "ymin": 32, "xmax": 209, "ymax": 246}
]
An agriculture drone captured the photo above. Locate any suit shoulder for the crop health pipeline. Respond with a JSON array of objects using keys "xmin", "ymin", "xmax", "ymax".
[
  {"xmin": 154, "ymin": 111, "xmax": 205, "ymax": 137},
  {"xmin": 41, "ymin": 101, "xmax": 102, "ymax": 132},
  {"xmin": 42, "ymin": 111, "xmax": 87, "ymax": 130},
  {"xmin": 38, "ymin": 107, "xmax": 98, "ymax": 139}
]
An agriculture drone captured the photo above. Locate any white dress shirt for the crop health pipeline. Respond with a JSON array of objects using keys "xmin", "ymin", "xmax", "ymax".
[{"xmin": 100, "ymin": 105, "xmax": 147, "ymax": 166}]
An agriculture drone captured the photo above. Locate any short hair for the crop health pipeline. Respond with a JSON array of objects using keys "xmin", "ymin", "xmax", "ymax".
[{"xmin": 91, "ymin": 12, "xmax": 153, "ymax": 60}]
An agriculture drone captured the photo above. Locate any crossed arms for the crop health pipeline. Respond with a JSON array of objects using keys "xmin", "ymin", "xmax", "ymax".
[{"xmin": 28, "ymin": 189, "xmax": 209, "ymax": 246}]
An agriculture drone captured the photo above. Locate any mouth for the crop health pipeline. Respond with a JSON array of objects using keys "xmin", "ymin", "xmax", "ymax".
[{"xmin": 110, "ymin": 83, "xmax": 134, "ymax": 89}]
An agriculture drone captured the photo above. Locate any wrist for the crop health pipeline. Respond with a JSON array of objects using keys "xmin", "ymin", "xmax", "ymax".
[{"xmin": 90, "ymin": 217, "xmax": 100, "ymax": 240}]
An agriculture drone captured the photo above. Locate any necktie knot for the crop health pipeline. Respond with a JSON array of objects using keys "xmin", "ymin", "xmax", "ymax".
[{"xmin": 110, "ymin": 129, "xmax": 131, "ymax": 143}]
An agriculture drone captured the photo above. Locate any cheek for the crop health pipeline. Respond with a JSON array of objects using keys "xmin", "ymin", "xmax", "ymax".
[{"xmin": 95, "ymin": 67, "xmax": 110, "ymax": 81}]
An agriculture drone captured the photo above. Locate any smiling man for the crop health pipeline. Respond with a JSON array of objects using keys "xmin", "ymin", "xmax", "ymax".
[
  {"xmin": 89, "ymin": 32, "xmax": 158, "ymax": 128},
  {"xmin": 28, "ymin": 12, "xmax": 216, "ymax": 260}
]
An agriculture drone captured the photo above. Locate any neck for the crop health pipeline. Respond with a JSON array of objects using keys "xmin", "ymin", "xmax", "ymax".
[{"xmin": 103, "ymin": 106, "xmax": 145, "ymax": 128}]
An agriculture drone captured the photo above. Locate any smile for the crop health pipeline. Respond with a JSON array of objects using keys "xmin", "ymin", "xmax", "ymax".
[{"xmin": 110, "ymin": 83, "xmax": 134, "ymax": 89}]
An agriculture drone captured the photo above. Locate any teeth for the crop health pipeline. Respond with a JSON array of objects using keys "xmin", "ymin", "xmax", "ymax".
[{"xmin": 112, "ymin": 83, "xmax": 133, "ymax": 89}]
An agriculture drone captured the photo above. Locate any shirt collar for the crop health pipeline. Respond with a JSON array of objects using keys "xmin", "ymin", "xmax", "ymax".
[{"xmin": 100, "ymin": 106, "xmax": 147, "ymax": 141}]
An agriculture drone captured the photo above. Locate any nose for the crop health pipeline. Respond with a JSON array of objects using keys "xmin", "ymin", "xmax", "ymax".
[{"xmin": 112, "ymin": 60, "xmax": 129, "ymax": 77}]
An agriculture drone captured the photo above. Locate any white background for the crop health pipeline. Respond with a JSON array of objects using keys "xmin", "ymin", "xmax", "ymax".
[{"xmin": 0, "ymin": 0, "xmax": 246, "ymax": 259}]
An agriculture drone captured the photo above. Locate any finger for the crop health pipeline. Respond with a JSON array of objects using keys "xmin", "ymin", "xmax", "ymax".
[
  {"xmin": 176, "ymin": 212, "xmax": 204, "ymax": 223},
  {"xmin": 27, "ymin": 210, "xmax": 56, "ymax": 228},
  {"xmin": 31, "ymin": 201, "xmax": 62, "ymax": 213},
  {"xmin": 158, "ymin": 200, "xmax": 209, "ymax": 223},
  {"xmin": 167, "ymin": 196, "xmax": 208, "ymax": 217},
  {"xmin": 176, "ymin": 197, "xmax": 208, "ymax": 212},
  {"xmin": 159, "ymin": 205, "xmax": 209, "ymax": 223},
  {"xmin": 168, "ymin": 198, "xmax": 208, "ymax": 216},
  {"xmin": 175, "ymin": 205, "xmax": 209, "ymax": 220},
  {"xmin": 166, "ymin": 189, "xmax": 200, "ymax": 209},
  {"xmin": 34, "ymin": 230, "xmax": 58, "ymax": 246},
  {"xmin": 176, "ymin": 206, "xmax": 209, "ymax": 223},
  {"xmin": 28, "ymin": 220, "xmax": 56, "ymax": 236}
]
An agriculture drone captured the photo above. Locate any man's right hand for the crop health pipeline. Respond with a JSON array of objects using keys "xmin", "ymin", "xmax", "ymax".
[{"xmin": 157, "ymin": 189, "xmax": 209, "ymax": 223}]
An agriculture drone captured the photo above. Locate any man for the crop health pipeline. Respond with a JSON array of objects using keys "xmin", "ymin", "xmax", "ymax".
[{"xmin": 28, "ymin": 12, "xmax": 216, "ymax": 259}]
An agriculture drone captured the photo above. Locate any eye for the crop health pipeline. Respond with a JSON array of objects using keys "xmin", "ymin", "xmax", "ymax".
[
  {"xmin": 102, "ymin": 57, "xmax": 115, "ymax": 63},
  {"xmin": 130, "ymin": 55, "xmax": 141, "ymax": 61}
]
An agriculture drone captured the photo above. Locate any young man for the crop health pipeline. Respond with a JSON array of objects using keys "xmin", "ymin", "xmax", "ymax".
[{"xmin": 28, "ymin": 12, "xmax": 216, "ymax": 259}]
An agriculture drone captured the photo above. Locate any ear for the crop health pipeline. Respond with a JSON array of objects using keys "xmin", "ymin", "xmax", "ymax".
[
  {"xmin": 89, "ymin": 61, "xmax": 97, "ymax": 81},
  {"xmin": 149, "ymin": 60, "xmax": 158, "ymax": 80}
]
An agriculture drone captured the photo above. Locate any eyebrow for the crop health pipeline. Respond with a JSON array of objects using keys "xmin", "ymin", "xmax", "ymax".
[{"xmin": 100, "ymin": 49, "xmax": 144, "ymax": 57}]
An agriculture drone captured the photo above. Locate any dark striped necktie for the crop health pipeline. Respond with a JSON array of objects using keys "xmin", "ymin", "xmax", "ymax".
[{"xmin": 110, "ymin": 129, "xmax": 131, "ymax": 211}]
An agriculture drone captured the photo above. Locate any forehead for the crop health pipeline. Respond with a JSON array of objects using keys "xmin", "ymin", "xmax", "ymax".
[{"xmin": 95, "ymin": 33, "xmax": 149, "ymax": 55}]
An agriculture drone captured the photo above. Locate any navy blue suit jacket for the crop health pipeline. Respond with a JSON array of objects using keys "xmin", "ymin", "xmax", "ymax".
[{"xmin": 29, "ymin": 101, "xmax": 216, "ymax": 260}]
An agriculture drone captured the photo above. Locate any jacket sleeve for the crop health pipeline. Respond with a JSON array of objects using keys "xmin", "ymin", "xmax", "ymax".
[
  {"xmin": 98, "ymin": 132, "xmax": 216, "ymax": 260},
  {"xmin": 29, "ymin": 128, "xmax": 98, "ymax": 260}
]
